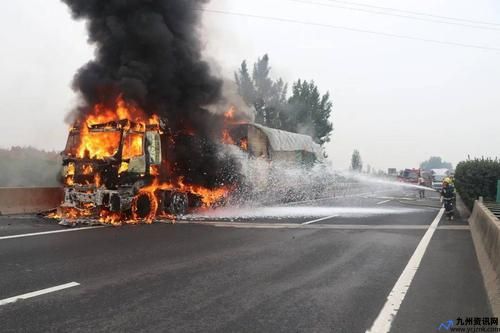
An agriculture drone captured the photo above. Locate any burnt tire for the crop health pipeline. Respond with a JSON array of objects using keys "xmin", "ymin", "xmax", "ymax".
[
  {"xmin": 132, "ymin": 192, "xmax": 156, "ymax": 221},
  {"xmin": 165, "ymin": 192, "xmax": 188, "ymax": 216}
]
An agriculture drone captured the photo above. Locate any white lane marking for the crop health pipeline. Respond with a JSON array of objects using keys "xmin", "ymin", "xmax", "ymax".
[
  {"xmin": 374, "ymin": 196, "xmax": 418, "ymax": 202},
  {"xmin": 213, "ymin": 223, "xmax": 430, "ymax": 230},
  {"xmin": 376, "ymin": 199, "xmax": 391, "ymax": 205},
  {"xmin": 301, "ymin": 215, "xmax": 339, "ymax": 225},
  {"xmin": 439, "ymin": 225, "xmax": 470, "ymax": 230},
  {"xmin": 0, "ymin": 226, "xmax": 105, "ymax": 240},
  {"xmin": 0, "ymin": 282, "xmax": 80, "ymax": 306},
  {"xmin": 285, "ymin": 190, "xmax": 391, "ymax": 206},
  {"xmin": 366, "ymin": 207, "xmax": 445, "ymax": 333},
  {"xmin": 177, "ymin": 220, "xmax": 465, "ymax": 230}
]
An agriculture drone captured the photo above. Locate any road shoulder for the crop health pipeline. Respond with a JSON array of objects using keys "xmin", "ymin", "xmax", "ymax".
[{"xmin": 390, "ymin": 212, "xmax": 492, "ymax": 332}]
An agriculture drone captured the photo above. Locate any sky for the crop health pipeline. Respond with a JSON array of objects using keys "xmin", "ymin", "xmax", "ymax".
[{"xmin": 0, "ymin": 0, "xmax": 499, "ymax": 171}]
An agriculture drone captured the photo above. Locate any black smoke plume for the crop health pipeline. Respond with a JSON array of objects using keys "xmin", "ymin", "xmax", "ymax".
[{"xmin": 62, "ymin": 0, "xmax": 239, "ymax": 187}]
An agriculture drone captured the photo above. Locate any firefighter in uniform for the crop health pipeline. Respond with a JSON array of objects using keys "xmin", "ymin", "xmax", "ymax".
[{"xmin": 441, "ymin": 177, "xmax": 455, "ymax": 220}]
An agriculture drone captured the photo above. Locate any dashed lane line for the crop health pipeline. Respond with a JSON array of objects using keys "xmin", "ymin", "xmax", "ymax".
[
  {"xmin": 376, "ymin": 199, "xmax": 392, "ymax": 205},
  {"xmin": 0, "ymin": 282, "xmax": 80, "ymax": 306},
  {"xmin": 301, "ymin": 215, "xmax": 339, "ymax": 225},
  {"xmin": 284, "ymin": 190, "xmax": 392, "ymax": 206},
  {"xmin": 366, "ymin": 207, "xmax": 445, "ymax": 333}
]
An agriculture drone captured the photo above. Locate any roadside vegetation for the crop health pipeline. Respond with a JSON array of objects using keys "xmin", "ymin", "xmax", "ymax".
[
  {"xmin": 455, "ymin": 158, "xmax": 500, "ymax": 209},
  {"xmin": 420, "ymin": 156, "xmax": 453, "ymax": 170},
  {"xmin": 350, "ymin": 150, "xmax": 363, "ymax": 172},
  {"xmin": 0, "ymin": 147, "xmax": 61, "ymax": 187},
  {"xmin": 235, "ymin": 54, "xmax": 333, "ymax": 145}
]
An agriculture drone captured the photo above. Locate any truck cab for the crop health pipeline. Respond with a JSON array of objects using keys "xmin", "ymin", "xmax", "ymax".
[
  {"xmin": 430, "ymin": 168, "xmax": 450, "ymax": 191},
  {"xmin": 399, "ymin": 168, "xmax": 420, "ymax": 184},
  {"xmin": 61, "ymin": 119, "xmax": 189, "ymax": 222}
]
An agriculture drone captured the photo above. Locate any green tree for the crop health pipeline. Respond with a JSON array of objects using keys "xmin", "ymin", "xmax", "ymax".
[
  {"xmin": 351, "ymin": 150, "xmax": 362, "ymax": 172},
  {"xmin": 284, "ymin": 79, "xmax": 333, "ymax": 144},
  {"xmin": 252, "ymin": 54, "xmax": 273, "ymax": 124},
  {"xmin": 234, "ymin": 60, "xmax": 255, "ymax": 106},
  {"xmin": 267, "ymin": 78, "xmax": 288, "ymax": 128},
  {"xmin": 0, "ymin": 147, "xmax": 62, "ymax": 187},
  {"xmin": 235, "ymin": 55, "xmax": 333, "ymax": 145},
  {"xmin": 420, "ymin": 156, "xmax": 453, "ymax": 170},
  {"xmin": 234, "ymin": 54, "xmax": 287, "ymax": 128}
]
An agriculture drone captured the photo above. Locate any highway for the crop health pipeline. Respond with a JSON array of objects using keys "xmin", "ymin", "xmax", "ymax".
[{"xmin": 0, "ymin": 189, "xmax": 491, "ymax": 332}]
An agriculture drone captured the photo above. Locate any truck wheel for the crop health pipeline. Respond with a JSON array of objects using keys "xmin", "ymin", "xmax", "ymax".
[
  {"xmin": 131, "ymin": 192, "xmax": 157, "ymax": 222},
  {"xmin": 166, "ymin": 192, "xmax": 188, "ymax": 216},
  {"xmin": 110, "ymin": 194, "xmax": 121, "ymax": 212}
]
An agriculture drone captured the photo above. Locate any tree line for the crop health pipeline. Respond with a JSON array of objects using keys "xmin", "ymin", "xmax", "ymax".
[
  {"xmin": 0, "ymin": 147, "xmax": 61, "ymax": 187},
  {"xmin": 235, "ymin": 54, "xmax": 333, "ymax": 145},
  {"xmin": 420, "ymin": 156, "xmax": 453, "ymax": 170}
]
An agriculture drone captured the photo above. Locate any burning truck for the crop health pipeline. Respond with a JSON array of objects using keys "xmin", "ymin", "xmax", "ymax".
[
  {"xmin": 54, "ymin": 0, "xmax": 323, "ymax": 225},
  {"xmin": 57, "ymin": 99, "xmax": 324, "ymax": 225},
  {"xmin": 58, "ymin": 98, "xmax": 229, "ymax": 225}
]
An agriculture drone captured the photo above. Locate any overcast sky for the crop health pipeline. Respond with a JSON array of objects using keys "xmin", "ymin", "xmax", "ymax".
[{"xmin": 0, "ymin": 0, "xmax": 499, "ymax": 171}]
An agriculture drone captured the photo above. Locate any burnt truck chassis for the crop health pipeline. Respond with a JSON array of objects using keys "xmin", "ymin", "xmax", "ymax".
[
  {"xmin": 60, "ymin": 120, "xmax": 201, "ymax": 224},
  {"xmin": 61, "ymin": 178, "xmax": 193, "ymax": 222}
]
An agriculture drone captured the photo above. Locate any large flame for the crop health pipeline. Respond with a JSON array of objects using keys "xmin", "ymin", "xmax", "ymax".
[
  {"xmin": 76, "ymin": 126, "xmax": 121, "ymax": 159},
  {"xmin": 73, "ymin": 96, "xmax": 159, "ymax": 160},
  {"xmin": 137, "ymin": 177, "xmax": 230, "ymax": 213}
]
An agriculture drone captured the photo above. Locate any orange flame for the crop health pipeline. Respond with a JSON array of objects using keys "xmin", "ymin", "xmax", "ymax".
[
  {"xmin": 222, "ymin": 129, "xmax": 235, "ymax": 145},
  {"xmin": 99, "ymin": 211, "xmax": 123, "ymax": 226},
  {"xmin": 73, "ymin": 96, "xmax": 157, "ymax": 160},
  {"xmin": 138, "ymin": 178, "xmax": 229, "ymax": 209},
  {"xmin": 122, "ymin": 133, "xmax": 144, "ymax": 160},
  {"xmin": 150, "ymin": 165, "xmax": 160, "ymax": 176},
  {"xmin": 240, "ymin": 137, "xmax": 248, "ymax": 151},
  {"xmin": 77, "ymin": 125, "xmax": 121, "ymax": 159},
  {"xmin": 131, "ymin": 190, "xmax": 159, "ymax": 224},
  {"xmin": 82, "ymin": 164, "xmax": 93, "ymax": 175},
  {"xmin": 54, "ymin": 95, "xmax": 232, "ymax": 225},
  {"xmin": 224, "ymin": 106, "xmax": 235, "ymax": 120}
]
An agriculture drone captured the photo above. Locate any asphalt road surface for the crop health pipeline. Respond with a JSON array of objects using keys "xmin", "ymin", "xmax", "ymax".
[{"xmin": 0, "ymin": 189, "xmax": 491, "ymax": 332}]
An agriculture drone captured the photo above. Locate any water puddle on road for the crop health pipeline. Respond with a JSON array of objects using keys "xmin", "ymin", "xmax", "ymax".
[{"xmin": 182, "ymin": 206, "xmax": 421, "ymax": 221}]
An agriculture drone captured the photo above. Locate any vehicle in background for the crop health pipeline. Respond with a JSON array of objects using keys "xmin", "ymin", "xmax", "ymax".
[
  {"xmin": 420, "ymin": 170, "xmax": 433, "ymax": 187},
  {"xmin": 430, "ymin": 168, "xmax": 450, "ymax": 191},
  {"xmin": 398, "ymin": 168, "xmax": 420, "ymax": 184},
  {"xmin": 387, "ymin": 168, "xmax": 398, "ymax": 177}
]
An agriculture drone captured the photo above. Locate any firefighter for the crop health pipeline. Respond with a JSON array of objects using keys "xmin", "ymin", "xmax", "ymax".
[
  {"xmin": 441, "ymin": 177, "xmax": 455, "ymax": 220},
  {"xmin": 418, "ymin": 175, "xmax": 426, "ymax": 199}
]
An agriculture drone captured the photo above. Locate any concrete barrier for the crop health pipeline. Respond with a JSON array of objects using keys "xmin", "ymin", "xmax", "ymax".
[
  {"xmin": 469, "ymin": 200, "xmax": 500, "ymax": 316},
  {"xmin": 0, "ymin": 187, "xmax": 63, "ymax": 215}
]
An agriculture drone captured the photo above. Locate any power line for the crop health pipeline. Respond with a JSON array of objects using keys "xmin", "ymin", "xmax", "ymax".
[
  {"xmin": 199, "ymin": 8, "xmax": 500, "ymax": 52},
  {"xmin": 321, "ymin": 0, "xmax": 500, "ymax": 27},
  {"xmin": 289, "ymin": 0, "xmax": 500, "ymax": 32}
]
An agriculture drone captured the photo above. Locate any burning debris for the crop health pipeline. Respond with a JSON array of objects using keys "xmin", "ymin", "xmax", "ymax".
[{"xmin": 54, "ymin": 0, "xmax": 242, "ymax": 225}]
